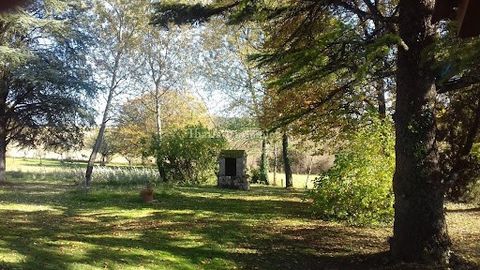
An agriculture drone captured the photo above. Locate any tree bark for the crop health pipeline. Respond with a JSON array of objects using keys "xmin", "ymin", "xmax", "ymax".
[
  {"xmin": 305, "ymin": 156, "xmax": 313, "ymax": 189},
  {"xmin": 390, "ymin": 0, "xmax": 450, "ymax": 264},
  {"xmin": 447, "ymin": 99, "xmax": 480, "ymax": 199},
  {"xmin": 0, "ymin": 126, "xmax": 6, "ymax": 184},
  {"xmin": 282, "ymin": 130, "xmax": 293, "ymax": 188},
  {"xmin": 100, "ymin": 155, "xmax": 106, "ymax": 167},
  {"xmin": 377, "ymin": 81, "xmax": 387, "ymax": 118},
  {"xmin": 0, "ymin": 77, "xmax": 8, "ymax": 184},
  {"xmin": 85, "ymin": 86, "xmax": 114, "ymax": 186},
  {"xmin": 260, "ymin": 131, "xmax": 269, "ymax": 185},
  {"xmin": 273, "ymin": 141, "xmax": 278, "ymax": 186},
  {"xmin": 154, "ymin": 84, "xmax": 162, "ymax": 138}
]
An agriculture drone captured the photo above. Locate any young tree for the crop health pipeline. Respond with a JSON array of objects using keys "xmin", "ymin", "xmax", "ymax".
[
  {"xmin": 85, "ymin": 0, "xmax": 147, "ymax": 186},
  {"xmin": 0, "ymin": 1, "xmax": 96, "ymax": 183},
  {"xmin": 136, "ymin": 25, "xmax": 192, "ymax": 138}
]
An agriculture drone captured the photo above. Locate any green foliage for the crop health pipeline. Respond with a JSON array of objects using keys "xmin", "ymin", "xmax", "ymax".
[
  {"xmin": 113, "ymin": 91, "xmax": 212, "ymax": 162},
  {"xmin": 309, "ymin": 117, "xmax": 395, "ymax": 225},
  {"xmin": 154, "ymin": 125, "xmax": 226, "ymax": 184},
  {"xmin": 0, "ymin": 0, "xmax": 97, "ymax": 151},
  {"xmin": 249, "ymin": 167, "xmax": 268, "ymax": 184},
  {"xmin": 151, "ymin": 1, "xmax": 259, "ymax": 28}
]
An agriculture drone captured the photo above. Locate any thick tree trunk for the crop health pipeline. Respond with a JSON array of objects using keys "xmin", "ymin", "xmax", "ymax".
[
  {"xmin": 260, "ymin": 131, "xmax": 269, "ymax": 185},
  {"xmin": 85, "ymin": 87, "xmax": 114, "ymax": 186},
  {"xmin": 282, "ymin": 131, "xmax": 293, "ymax": 188},
  {"xmin": 390, "ymin": 0, "xmax": 450, "ymax": 264}
]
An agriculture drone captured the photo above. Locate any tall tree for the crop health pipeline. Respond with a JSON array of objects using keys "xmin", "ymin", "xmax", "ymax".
[
  {"xmin": 390, "ymin": 0, "xmax": 450, "ymax": 262},
  {"xmin": 135, "ymin": 26, "xmax": 192, "ymax": 138},
  {"xmin": 85, "ymin": 0, "xmax": 146, "ymax": 186},
  {"xmin": 0, "ymin": 0, "xmax": 96, "ymax": 183}
]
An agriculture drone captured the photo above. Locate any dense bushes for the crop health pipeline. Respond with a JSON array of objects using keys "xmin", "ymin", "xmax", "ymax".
[
  {"xmin": 309, "ymin": 118, "xmax": 395, "ymax": 225},
  {"xmin": 154, "ymin": 125, "xmax": 226, "ymax": 184}
]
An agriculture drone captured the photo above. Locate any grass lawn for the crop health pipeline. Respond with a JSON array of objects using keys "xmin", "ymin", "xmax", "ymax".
[{"xmin": 0, "ymin": 159, "xmax": 478, "ymax": 269}]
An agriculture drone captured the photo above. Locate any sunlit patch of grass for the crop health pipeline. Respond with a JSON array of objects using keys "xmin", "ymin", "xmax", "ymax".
[
  {"xmin": 0, "ymin": 243, "xmax": 26, "ymax": 264},
  {"xmin": 0, "ymin": 203, "xmax": 59, "ymax": 212}
]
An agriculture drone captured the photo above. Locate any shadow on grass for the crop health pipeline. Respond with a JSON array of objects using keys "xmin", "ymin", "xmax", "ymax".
[
  {"xmin": 0, "ymin": 173, "xmax": 478, "ymax": 270},
  {"xmin": 0, "ymin": 208, "xmax": 393, "ymax": 270},
  {"xmin": 447, "ymin": 207, "xmax": 480, "ymax": 213}
]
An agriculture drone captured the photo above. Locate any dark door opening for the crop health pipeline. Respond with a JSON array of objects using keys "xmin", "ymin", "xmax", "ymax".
[{"xmin": 225, "ymin": 158, "xmax": 237, "ymax": 177}]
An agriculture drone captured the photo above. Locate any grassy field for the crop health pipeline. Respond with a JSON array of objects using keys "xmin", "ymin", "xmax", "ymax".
[
  {"xmin": 268, "ymin": 172, "xmax": 317, "ymax": 189},
  {"xmin": 0, "ymin": 159, "xmax": 478, "ymax": 269}
]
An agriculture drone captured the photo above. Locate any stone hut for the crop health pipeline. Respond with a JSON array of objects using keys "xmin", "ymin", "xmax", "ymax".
[{"xmin": 217, "ymin": 150, "xmax": 249, "ymax": 191}]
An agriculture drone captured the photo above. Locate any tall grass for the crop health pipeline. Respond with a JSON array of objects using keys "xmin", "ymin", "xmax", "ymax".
[
  {"xmin": 87, "ymin": 166, "xmax": 160, "ymax": 187},
  {"xmin": 8, "ymin": 165, "xmax": 160, "ymax": 188}
]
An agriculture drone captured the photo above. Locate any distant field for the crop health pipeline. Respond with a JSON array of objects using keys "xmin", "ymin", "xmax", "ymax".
[
  {"xmin": 7, "ymin": 157, "xmax": 87, "ymax": 171},
  {"xmin": 268, "ymin": 172, "xmax": 318, "ymax": 189},
  {"xmin": 6, "ymin": 158, "xmax": 318, "ymax": 189},
  {"xmin": 6, "ymin": 157, "xmax": 151, "ymax": 172}
]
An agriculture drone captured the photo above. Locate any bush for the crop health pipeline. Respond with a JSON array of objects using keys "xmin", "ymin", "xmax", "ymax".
[
  {"xmin": 249, "ymin": 167, "xmax": 265, "ymax": 184},
  {"xmin": 309, "ymin": 117, "xmax": 395, "ymax": 225},
  {"xmin": 154, "ymin": 125, "xmax": 226, "ymax": 184}
]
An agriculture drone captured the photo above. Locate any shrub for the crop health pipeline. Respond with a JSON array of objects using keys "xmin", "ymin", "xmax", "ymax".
[
  {"xmin": 249, "ymin": 168, "xmax": 262, "ymax": 184},
  {"xmin": 309, "ymin": 117, "xmax": 395, "ymax": 225},
  {"xmin": 154, "ymin": 125, "xmax": 226, "ymax": 184}
]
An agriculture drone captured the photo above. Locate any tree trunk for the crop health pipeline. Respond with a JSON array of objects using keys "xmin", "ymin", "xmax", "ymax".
[
  {"xmin": 260, "ymin": 131, "xmax": 269, "ymax": 185},
  {"xmin": 85, "ymin": 87, "xmax": 114, "ymax": 186},
  {"xmin": 305, "ymin": 156, "xmax": 313, "ymax": 189},
  {"xmin": 273, "ymin": 141, "xmax": 278, "ymax": 186},
  {"xmin": 155, "ymin": 85, "xmax": 162, "ymax": 138},
  {"xmin": 390, "ymin": 0, "xmax": 450, "ymax": 264},
  {"xmin": 100, "ymin": 155, "xmax": 106, "ymax": 167},
  {"xmin": 0, "ymin": 127, "xmax": 6, "ymax": 184},
  {"xmin": 282, "ymin": 130, "xmax": 293, "ymax": 188},
  {"xmin": 446, "ymin": 100, "xmax": 480, "ymax": 200},
  {"xmin": 0, "ymin": 79, "xmax": 8, "ymax": 184},
  {"xmin": 377, "ymin": 81, "xmax": 387, "ymax": 118}
]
